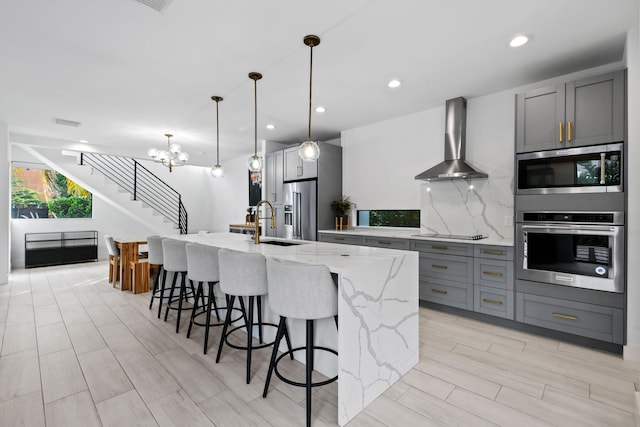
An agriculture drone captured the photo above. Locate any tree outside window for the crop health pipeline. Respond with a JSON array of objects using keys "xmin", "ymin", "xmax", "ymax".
[{"xmin": 11, "ymin": 166, "xmax": 92, "ymax": 219}]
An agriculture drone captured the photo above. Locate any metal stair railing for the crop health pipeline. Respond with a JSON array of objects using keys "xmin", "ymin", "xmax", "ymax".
[{"xmin": 80, "ymin": 153, "xmax": 187, "ymax": 234}]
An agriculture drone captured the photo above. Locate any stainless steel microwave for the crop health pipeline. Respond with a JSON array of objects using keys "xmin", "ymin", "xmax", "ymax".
[{"xmin": 516, "ymin": 143, "xmax": 622, "ymax": 195}]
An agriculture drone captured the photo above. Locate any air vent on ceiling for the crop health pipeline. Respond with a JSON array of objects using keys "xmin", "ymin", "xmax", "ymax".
[
  {"xmin": 133, "ymin": 0, "xmax": 174, "ymax": 12},
  {"xmin": 54, "ymin": 118, "xmax": 82, "ymax": 127}
]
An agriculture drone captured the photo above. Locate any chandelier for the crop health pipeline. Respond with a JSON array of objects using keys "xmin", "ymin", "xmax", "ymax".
[{"xmin": 147, "ymin": 133, "xmax": 188, "ymax": 172}]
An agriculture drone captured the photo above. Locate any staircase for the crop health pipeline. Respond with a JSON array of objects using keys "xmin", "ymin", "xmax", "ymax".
[
  {"xmin": 17, "ymin": 146, "xmax": 186, "ymax": 235},
  {"xmin": 80, "ymin": 153, "xmax": 187, "ymax": 234}
]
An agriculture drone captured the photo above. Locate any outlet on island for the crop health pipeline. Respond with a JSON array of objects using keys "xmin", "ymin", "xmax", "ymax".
[{"xmin": 504, "ymin": 216, "xmax": 513, "ymax": 227}]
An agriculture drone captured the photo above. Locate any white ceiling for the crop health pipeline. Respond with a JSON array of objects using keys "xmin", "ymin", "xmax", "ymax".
[{"xmin": 0, "ymin": 0, "xmax": 637, "ymax": 166}]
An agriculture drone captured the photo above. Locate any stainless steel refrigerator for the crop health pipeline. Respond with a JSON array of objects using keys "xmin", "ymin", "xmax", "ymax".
[{"xmin": 282, "ymin": 180, "xmax": 317, "ymax": 241}]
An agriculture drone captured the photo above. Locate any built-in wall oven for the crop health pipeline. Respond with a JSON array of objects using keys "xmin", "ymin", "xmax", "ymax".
[
  {"xmin": 516, "ymin": 211, "xmax": 624, "ymax": 293},
  {"xmin": 516, "ymin": 143, "xmax": 622, "ymax": 195}
]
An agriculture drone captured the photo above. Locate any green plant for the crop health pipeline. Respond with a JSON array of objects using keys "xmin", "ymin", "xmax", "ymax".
[
  {"xmin": 48, "ymin": 196, "xmax": 92, "ymax": 218},
  {"xmin": 331, "ymin": 196, "xmax": 353, "ymax": 216}
]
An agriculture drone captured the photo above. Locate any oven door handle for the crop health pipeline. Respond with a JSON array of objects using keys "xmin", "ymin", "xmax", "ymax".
[{"xmin": 521, "ymin": 224, "xmax": 617, "ymax": 233}]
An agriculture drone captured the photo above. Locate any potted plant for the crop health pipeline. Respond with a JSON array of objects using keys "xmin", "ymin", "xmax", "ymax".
[{"xmin": 331, "ymin": 196, "xmax": 353, "ymax": 230}]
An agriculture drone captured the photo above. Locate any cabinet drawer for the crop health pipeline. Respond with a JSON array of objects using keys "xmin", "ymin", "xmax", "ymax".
[
  {"xmin": 419, "ymin": 253, "xmax": 473, "ymax": 283},
  {"xmin": 420, "ymin": 278, "xmax": 473, "ymax": 310},
  {"xmin": 318, "ymin": 233, "xmax": 363, "ymax": 245},
  {"xmin": 363, "ymin": 236, "xmax": 410, "ymax": 250},
  {"xmin": 473, "ymin": 258, "xmax": 514, "ymax": 290},
  {"xmin": 411, "ymin": 240, "xmax": 472, "ymax": 257},
  {"xmin": 474, "ymin": 285, "xmax": 514, "ymax": 319},
  {"xmin": 516, "ymin": 293, "xmax": 623, "ymax": 344},
  {"xmin": 474, "ymin": 245, "xmax": 513, "ymax": 261}
]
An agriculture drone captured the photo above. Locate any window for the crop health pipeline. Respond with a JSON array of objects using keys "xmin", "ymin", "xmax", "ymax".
[{"xmin": 11, "ymin": 165, "xmax": 92, "ymax": 219}]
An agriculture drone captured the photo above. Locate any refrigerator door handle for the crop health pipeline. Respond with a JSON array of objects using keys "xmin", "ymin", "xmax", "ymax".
[{"xmin": 294, "ymin": 191, "xmax": 302, "ymax": 238}]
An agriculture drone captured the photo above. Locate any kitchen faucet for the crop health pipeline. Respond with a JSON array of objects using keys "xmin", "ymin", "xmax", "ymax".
[{"xmin": 254, "ymin": 199, "xmax": 275, "ymax": 244}]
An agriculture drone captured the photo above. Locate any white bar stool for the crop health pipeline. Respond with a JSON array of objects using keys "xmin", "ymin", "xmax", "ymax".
[
  {"xmin": 161, "ymin": 239, "xmax": 195, "ymax": 333},
  {"xmin": 263, "ymin": 257, "xmax": 338, "ymax": 427},
  {"xmin": 147, "ymin": 235, "xmax": 166, "ymax": 317},
  {"xmin": 185, "ymin": 243, "xmax": 240, "ymax": 354},
  {"xmin": 216, "ymin": 248, "xmax": 292, "ymax": 384}
]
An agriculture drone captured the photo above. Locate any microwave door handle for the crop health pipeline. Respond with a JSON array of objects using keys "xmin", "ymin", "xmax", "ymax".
[
  {"xmin": 600, "ymin": 152, "xmax": 606, "ymax": 184},
  {"xmin": 522, "ymin": 224, "xmax": 616, "ymax": 233}
]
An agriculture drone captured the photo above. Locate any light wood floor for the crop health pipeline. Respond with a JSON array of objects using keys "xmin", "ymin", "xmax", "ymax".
[{"xmin": 0, "ymin": 261, "xmax": 638, "ymax": 426}]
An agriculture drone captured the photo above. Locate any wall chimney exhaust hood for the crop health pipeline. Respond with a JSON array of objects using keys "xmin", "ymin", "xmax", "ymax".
[{"xmin": 415, "ymin": 97, "xmax": 488, "ymax": 182}]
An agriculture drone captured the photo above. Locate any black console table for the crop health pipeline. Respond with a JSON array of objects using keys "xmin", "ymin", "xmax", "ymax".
[{"xmin": 25, "ymin": 231, "xmax": 98, "ymax": 268}]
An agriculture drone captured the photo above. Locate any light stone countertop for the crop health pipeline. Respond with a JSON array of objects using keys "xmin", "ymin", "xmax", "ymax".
[{"xmin": 318, "ymin": 227, "xmax": 514, "ymax": 247}]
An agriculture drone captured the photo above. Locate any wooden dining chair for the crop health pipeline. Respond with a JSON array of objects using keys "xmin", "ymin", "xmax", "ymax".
[{"xmin": 104, "ymin": 235, "xmax": 120, "ymax": 286}]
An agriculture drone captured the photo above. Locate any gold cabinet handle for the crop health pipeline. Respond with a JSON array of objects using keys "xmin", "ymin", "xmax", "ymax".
[
  {"xmin": 431, "ymin": 245, "xmax": 448, "ymax": 250},
  {"xmin": 377, "ymin": 241, "xmax": 391, "ymax": 245},
  {"xmin": 482, "ymin": 298, "xmax": 503, "ymax": 305},
  {"xmin": 482, "ymin": 249, "xmax": 504, "ymax": 256},
  {"xmin": 567, "ymin": 120, "xmax": 572, "ymax": 141},
  {"xmin": 552, "ymin": 312, "xmax": 578, "ymax": 321},
  {"xmin": 432, "ymin": 264, "xmax": 448, "ymax": 269},
  {"xmin": 559, "ymin": 122, "xmax": 563, "ymax": 142},
  {"xmin": 483, "ymin": 271, "xmax": 504, "ymax": 277},
  {"xmin": 431, "ymin": 289, "xmax": 448, "ymax": 294},
  {"xmin": 334, "ymin": 237, "xmax": 344, "ymax": 241}
]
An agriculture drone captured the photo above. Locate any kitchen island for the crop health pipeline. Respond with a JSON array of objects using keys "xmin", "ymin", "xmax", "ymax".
[{"xmin": 172, "ymin": 232, "xmax": 419, "ymax": 426}]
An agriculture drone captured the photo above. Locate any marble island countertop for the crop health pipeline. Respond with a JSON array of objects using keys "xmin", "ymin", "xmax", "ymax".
[
  {"xmin": 318, "ymin": 227, "xmax": 514, "ymax": 246},
  {"xmin": 171, "ymin": 232, "xmax": 419, "ymax": 426}
]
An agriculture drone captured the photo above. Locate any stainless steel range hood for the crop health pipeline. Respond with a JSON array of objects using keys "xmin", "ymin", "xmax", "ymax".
[{"xmin": 415, "ymin": 97, "xmax": 488, "ymax": 182}]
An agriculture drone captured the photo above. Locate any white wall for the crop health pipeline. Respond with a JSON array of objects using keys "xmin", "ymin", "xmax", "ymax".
[
  {"xmin": 210, "ymin": 155, "xmax": 254, "ymax": 232},
  {"xmin": 625, "ymin": 25, "xmax": 640, "ymax": 359},
  {"xmin": 0, "ymin": 123, "xmax": 9, "ymax": 283}
]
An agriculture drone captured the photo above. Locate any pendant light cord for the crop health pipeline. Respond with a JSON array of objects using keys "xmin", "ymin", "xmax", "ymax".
[
  {"xmin": 254, "ymin": 77, "xmax": 258, "ymax": 156},
  {"xmin": 215, "ymin": 100, "xmax": 220, "ymax": 164},
  {"xmin": 308, "ymin": 43, "xmax": 313, "ymax": 140}
]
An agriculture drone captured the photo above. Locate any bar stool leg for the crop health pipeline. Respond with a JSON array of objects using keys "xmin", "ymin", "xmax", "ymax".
[
  {"xmin": 246, "ymin": 295, "xmax": 254, "ymax": 384},
  {"xmin": 204, "ymin": 282, "xmax": 214, "ymax": 354},
  {"xmin": 187, "ymin": 281, "xmax": 202, "ymax": 338},
  {"xmin": 306, "ymin": 319, "xmax": 314, "ymax": 427},
  {"xmin": 216, "ymin": 295, "xmax": 236, "ymax": 363},
  {"xmin": 175, "ymin": 272, "xmax": 186, "ymax": 333},
  {"xmin": 164, "ymin": 272, "xmax": 179, "ymax": 322},
  {"xmin": 149, "ymin": 266, "xmax": 161, "ymax": 310},
  {"xmin": 262, "ymin": 316, "xmax": 287, "ymax": 398},
  {"xmin": 157, "ymin": 269, "xmax": 168, "ymax": 319},
  {"xmin": 211, "ymin": 283, "xmax": 221, "ymax": 321},
  {"xmin": 257, "ymin": 296, "xmax": 263, "ymax": 344}
]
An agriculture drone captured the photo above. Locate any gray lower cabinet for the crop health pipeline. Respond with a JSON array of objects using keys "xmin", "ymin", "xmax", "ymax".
[
  {"xmin": 413, "ymin": 240, "xmax": 474, "ymax": 310},
  {"xmin": 516, "ymin": 293, "xmax": 623, "ymax": 344},
  {"xmin": 318, "ymin": 233, "xmax": 363, "ymax": 245},
  {"xmin": 362, "ymin": 236, "xmax": 411, "ymax": 250},
  {"xmin": 474, "ymin": 285, "xmax": 514, "ymax": 319}
]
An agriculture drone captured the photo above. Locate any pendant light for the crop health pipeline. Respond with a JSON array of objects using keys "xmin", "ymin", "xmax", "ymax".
[
  {"xmin": 298, "ymin": 35, "xmax": 321, "ymax": 162},
  {"xmin": 247, "ymin": 72, "xmax": 263, "ymax": 172},
  {"xmin": 210, "ymin": 95, "xmax": 224, "ymax": 178}
]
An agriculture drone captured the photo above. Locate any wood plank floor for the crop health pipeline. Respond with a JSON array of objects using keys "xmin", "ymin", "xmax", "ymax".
[{"xmin": 0, "ymin": 261, "xmax": 637, "ymax": 426}]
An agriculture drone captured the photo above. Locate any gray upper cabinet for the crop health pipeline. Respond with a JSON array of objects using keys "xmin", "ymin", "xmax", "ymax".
[
  {"xmin": 284, "ymin": 146, "xmax": 318, "ymax": 181},
  {"xmin": 264, "ymin": 150, "xmax": 284, "ymax": 204},
  {"xmin": 516, "ymin": 70, "xmax": 625, "ymax": 153}
]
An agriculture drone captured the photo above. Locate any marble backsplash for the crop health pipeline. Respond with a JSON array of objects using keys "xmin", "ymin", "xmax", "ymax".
[{"xmin": 419, "ymin": 175, "xmax": 514, "ymax": 241}]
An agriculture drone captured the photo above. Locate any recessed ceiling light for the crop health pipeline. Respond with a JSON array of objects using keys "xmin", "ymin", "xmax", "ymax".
[
  {"xmin": 79, "ymin": 139, "xmax": 89, "ymax": 143},
  {"xmin": 266, "ymin": 124, "xmax": 276, "ymax": 130},
  {"xmin": 509, "ymin": 35, "xmax": 530, "ymax": 47},
  {"xmin": 315, "ymin": 106, "xmax": 326, "ymax": 113},
  {"xmin": 387, "ymin": 79, "xmax": 401, "ymax": 88}
]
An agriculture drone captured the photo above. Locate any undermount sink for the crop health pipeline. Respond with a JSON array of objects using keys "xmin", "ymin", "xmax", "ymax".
[{"xmin": 259, "ymin": 240, "xmax": 303, "ymax": 247}]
